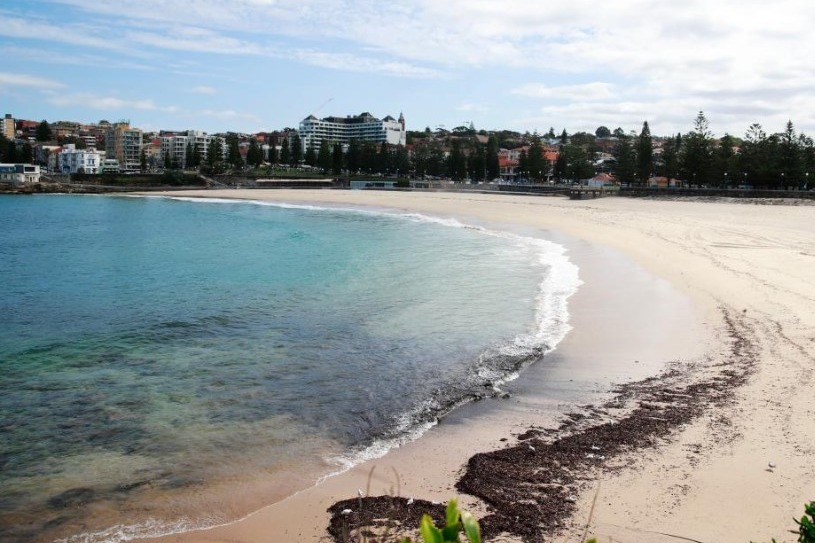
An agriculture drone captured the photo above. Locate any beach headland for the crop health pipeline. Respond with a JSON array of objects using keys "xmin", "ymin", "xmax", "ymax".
[{"xmin": 139, "ymin": 189, "xmax": 815, "ymax": 543}]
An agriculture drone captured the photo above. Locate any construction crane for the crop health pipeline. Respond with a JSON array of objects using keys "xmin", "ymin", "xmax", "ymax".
[{"xmin": 310, "ymin": 97, "xmax": 333, "ymax": 117}]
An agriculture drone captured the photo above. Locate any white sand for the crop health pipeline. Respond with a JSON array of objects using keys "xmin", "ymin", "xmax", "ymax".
[{"xmin": 142, "ymin": 190, "xmax": 815, "ymax": 543}]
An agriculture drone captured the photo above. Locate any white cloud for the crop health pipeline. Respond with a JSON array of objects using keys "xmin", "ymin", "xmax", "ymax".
[
  {"xmin": 192, "ymin": 85, "xmax": 217, "ymax": 95},
  {"xmin": 20, "ymin": 1, "xmax": 815, "ymax": 133},
  {"xmin": 512, "ymin": 83, "xmax": 615, "ymax": 101},
  {"xmin": 47, "ymin": 93, "xmax": 177, "ymax": 113},
  {"xmin": 456, "ymin": 103, "xmax": 489, "ymax": 113},
  {"xmin": 0, "ymin": 72, "xmax": 64, "ymax": 90}
]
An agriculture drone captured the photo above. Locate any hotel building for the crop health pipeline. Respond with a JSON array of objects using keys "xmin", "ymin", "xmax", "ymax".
[{"xmin": 299, "ymin": 112, "xmax": 406, "ymax": 152}]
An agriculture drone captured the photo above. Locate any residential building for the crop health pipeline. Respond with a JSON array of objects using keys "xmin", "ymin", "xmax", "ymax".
[
  {"xmin": 299, "ymin": 112, "xmax": 406, "ymax": 152},
  {"xmin": 101, "ymin": 159, "xmax": 120, "ymax": 174},
  {"xmin": 160, "ymin": 130, "xmax": 223, "ymax": 168},
  {"xmin": 58, "ymin": 144, "xmax": 102, "ymax": 174},
  {"xmin": 105, "ymin": 121, "xmax": 143, "ymax": 173},
  {"xmin": 2, "ymin": 114, "xmax": 14, "ymax": 139},
  {"xmin": 0, "ymin": 163, "xmax": 40, "ymax": 185}
]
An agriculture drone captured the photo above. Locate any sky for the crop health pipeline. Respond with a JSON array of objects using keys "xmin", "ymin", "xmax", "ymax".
[{"xmin": 1, "ymin": 0, "xmax": 815, "ymax": 138}]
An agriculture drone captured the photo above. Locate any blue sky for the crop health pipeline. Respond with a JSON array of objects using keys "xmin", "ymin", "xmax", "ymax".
[{"xmin": 2, "ymin": 0, "xmax": 814, "ymax": 138}]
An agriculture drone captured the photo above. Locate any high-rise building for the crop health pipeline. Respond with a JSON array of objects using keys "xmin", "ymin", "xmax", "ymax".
[
  {"xmin": 299, "ymin": 112, "xmax": 405, "ymax": 152},
  {"xmin": 105, "ymin": 121, "xmax": 143, "ymax": 173},
  {"xmin": 1, "ymin": 114, "xmax": 15, "ymax": 139}
]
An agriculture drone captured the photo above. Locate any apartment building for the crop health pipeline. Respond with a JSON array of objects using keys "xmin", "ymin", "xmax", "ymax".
[
  {"xmin": 299, "ymin": 112, "xmax": 406, "ymax": 152},
  {"xmin": 105, "ymin": 121, "xmax": 143, "ymax": 173},
  {"xmin": 58, "ymin": 144, "xmax": 102, "ymax": 174},
  {"xmin": 1, "ymin": 114, "xmax": 15, "ymax": 139}
]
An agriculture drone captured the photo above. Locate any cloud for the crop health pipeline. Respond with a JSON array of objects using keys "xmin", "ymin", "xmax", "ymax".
[
  {"xmin": 47, "ymin": 93, "xmax": 177, "ymax": 113},
  {"xmin": 0, "ymin": 72, "xmax": 65, "ymax": 90},
  {"xmin": 17, "ymin": 1, "xmax": 815, "ymax": 134},
  {"xmin": 192, "ymin": 85, "xmax": 217, "ymax": 95},
  {"xmin": 512, "ymin": 82, "xmax": 616, "ymax": 101},
  {"xmin": 456, "ymin": 103, "xmax": 489, "ymax": 113}
]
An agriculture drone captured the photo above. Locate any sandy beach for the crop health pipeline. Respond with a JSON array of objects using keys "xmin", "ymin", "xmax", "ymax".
[{"xmin": 141, "ymin": 189, "xmax": 815, "ymax": 543}]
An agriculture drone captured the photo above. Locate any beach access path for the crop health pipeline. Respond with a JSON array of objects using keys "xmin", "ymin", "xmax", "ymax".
[{"xmin": 143, "ymin": 190, "xmax": 815, "ymax": 543}]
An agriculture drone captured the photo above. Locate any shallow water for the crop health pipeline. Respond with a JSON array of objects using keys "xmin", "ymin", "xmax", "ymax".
[{"xmin": 0, "ymin": 195, "xmax": 579, "ymax": 543}]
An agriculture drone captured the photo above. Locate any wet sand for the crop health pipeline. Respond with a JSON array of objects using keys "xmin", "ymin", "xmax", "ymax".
[{"xmin": 141, "ymin": 190, "xmax": 815, "ymax": 543}]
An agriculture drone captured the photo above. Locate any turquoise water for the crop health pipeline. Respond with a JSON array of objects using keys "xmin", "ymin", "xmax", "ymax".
[{"xmin": 0, "ymin": 194, "xmax": 579, "ymax": 543}]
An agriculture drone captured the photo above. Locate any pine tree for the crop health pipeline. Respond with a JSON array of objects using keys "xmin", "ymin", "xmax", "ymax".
[
  {"xmin": 486, "ymin": 136, "xmax": 500, "ymax": 180},
  {"xmin": 290, "ymin": 133, "xmax": 302, "ymax": 166},
  {"xmin": 331, "ymin": 142, "xmax": 343, "ymax": 175},
  {"xmin": 317, "ymin": 140, "xmax": 332, "ymax": 172},
  {"xmin": 635, "ymin": 121, "xmax": 653, "ymax": 185},
  {"xmin": 280, "ymin": 137, "xmax": 291, "ymax": 166},
  {"xmin": 613, "ymin": 136, "xmax": 637, "ymax": 185},
  {"xmin": 36, "ymin": 120, "xmax": 52, "ymax": 142},
  {"xmin": 679, "ymin": 111, "xmax": 714, "ymax": 186},
  {"xmin": 305, "ymin": 143, "xmax": 317, "ymax": 167}
]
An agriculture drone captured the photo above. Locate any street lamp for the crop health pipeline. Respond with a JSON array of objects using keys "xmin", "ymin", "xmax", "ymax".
[
  {"xmin": 781, "ymin": 171, "xmax": 785, "ymax": 189},
  {"xmin": 724, "ymin": 171, "xmax": 728, "ymax": 189},
  {"xmin": 806, "ymin": 172, "xmax": 810, "ymax": 190}
]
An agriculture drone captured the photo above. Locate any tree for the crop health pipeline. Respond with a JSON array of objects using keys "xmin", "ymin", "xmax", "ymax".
[
  {"xmin": 305, "ymin": 142, "xmax": 317, "ymax": 167},
  {"xmin": 679, "ymin": 111, "xmax": 714, "ymax": 186},
  {"xmin": 595, "ymin": 126, "xmax": 611, "ymax": 138},
  {"xmin": 559, "ymin": 129, "xmax": 568, "ymax": 144},
  {"xmin": 613, "ymin": 136, "xmax": 637, "ymax": 185},
  {"xmin": 446, "ymin": 140, "xmax": 467, "ymax": 181},
  {"xmin": 140, "ymin": 149, "xmax": 148, "ymax": 172},
  {"xmin": 486, "ymin": 136, "xmax": 500, "ymax": 180},
  {"xmin": 280, "ymin": 137, "xmax": 291, "ymax": 166},
  {"xmin": 290, "ymin": 133, "xmax": 302, "ymax": 166},
  {"xmin": 246, "ymin": 138, "xmax": 263, "ymax": 168},
  {"xmin": 779, "ymin": 120, "xmax": 802, "ymax": 188},
  {"xmin": 163, "ymin": 150, "xmax": 172, "ymax": 170},
  {"xmin": 713, "ymin": 134, "xmax": 737, "ymax": 187},
  {"xmin": 317, "ymin": 140, "xmax": 332, "ymax": 172},
  {"xmin": 560, "ymin": 144, "xmax": 594, "ymax": 181},
  {"xmin": 206, "ymin": 137, "xmax": 224, "ymax": 174},
  {"xmin": 526, "ymin": 137, "xmax": 549, "ymax": 181},
  {"xmin": 20, "ymin": 142, "xmax": 33, "ymax": 164},
  {"xmin": 226, "ymin": 134, "xmax": 242, "ymax": 169},
  {"xmin": 36, "ymin": 120, "xmax": 53, "ymax": 142},
  {"xmin": 331, "ymin": 142, "xmax": 343, "ymax": 175},
  {"xmin": 635, "ymin": 121, "xmax": 653, "ymax": 184}
]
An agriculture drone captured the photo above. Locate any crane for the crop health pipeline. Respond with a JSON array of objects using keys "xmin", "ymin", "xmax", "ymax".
[{"xmin": 310, "ymin": 97, "xmax": 333, "ymax": 117}]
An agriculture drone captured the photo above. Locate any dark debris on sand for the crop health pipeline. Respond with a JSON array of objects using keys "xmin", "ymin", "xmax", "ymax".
[
  {"xmin": 327, "ymin": 309, "xmax": 757, "ymax": 542},
  {"xmin": 327, "ymin": 496, "xmax": 446, "ymax": 542}
]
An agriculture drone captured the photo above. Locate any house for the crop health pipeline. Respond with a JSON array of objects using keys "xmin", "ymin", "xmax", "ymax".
[{"xmin": 0, "ymin": 163, "xmax": 41, "ymax": 185}]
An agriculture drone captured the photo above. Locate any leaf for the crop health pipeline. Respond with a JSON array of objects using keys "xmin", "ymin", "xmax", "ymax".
[
  {"xmin": 420, "ymin": 514, "xmax": 443, "ymax": 543},
  {"xmin": 441, "ymin": 526, "xmax": 460, "ymax": 541},
  {"xmin": 461, "ymin": 511, "xmax": 482, "ymax": 543},
  {"xmin": 445, "ymin": 499, "xmax": 460, "ymax": 528}
]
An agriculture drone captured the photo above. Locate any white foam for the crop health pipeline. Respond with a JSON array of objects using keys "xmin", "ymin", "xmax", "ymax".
[{"xmin": 53, "ymin": 516, "xmax": 222, "ymax": 543}]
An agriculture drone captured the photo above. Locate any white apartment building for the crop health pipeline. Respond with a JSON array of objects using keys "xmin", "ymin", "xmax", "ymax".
[
  {"xmin": 299, "ymin": 112, "xmax": 406, "ymax": 152},
  {"xmin": 160, "ymin": 130, "xmax": 225, "ymax": 168},
  {"xmin": 58, "ymin": 144, "xmax": 102, "ymax": 174}
]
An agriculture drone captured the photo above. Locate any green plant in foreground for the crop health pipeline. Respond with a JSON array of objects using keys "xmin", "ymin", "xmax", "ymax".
[
  {"xmin": 404, "ymin": 499, "xmax": 481, "ymax": 543},
  {"xmin": 753, "ymin": 501, "xmax": 815, "ymax": 543},
  {"xmin": 796, "ymin": 501, "xmax": 815, "ymax": 543}
]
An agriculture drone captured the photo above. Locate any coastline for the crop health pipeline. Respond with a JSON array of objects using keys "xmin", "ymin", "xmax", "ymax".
[{"xmin": 136, "ymin": 189, "xmax": 815, "ymax": 543}]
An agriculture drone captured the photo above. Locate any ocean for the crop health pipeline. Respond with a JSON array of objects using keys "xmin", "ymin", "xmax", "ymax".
[{"xmin": 0, "ymin": 194, "xmax": 580, "ymax": 543}]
